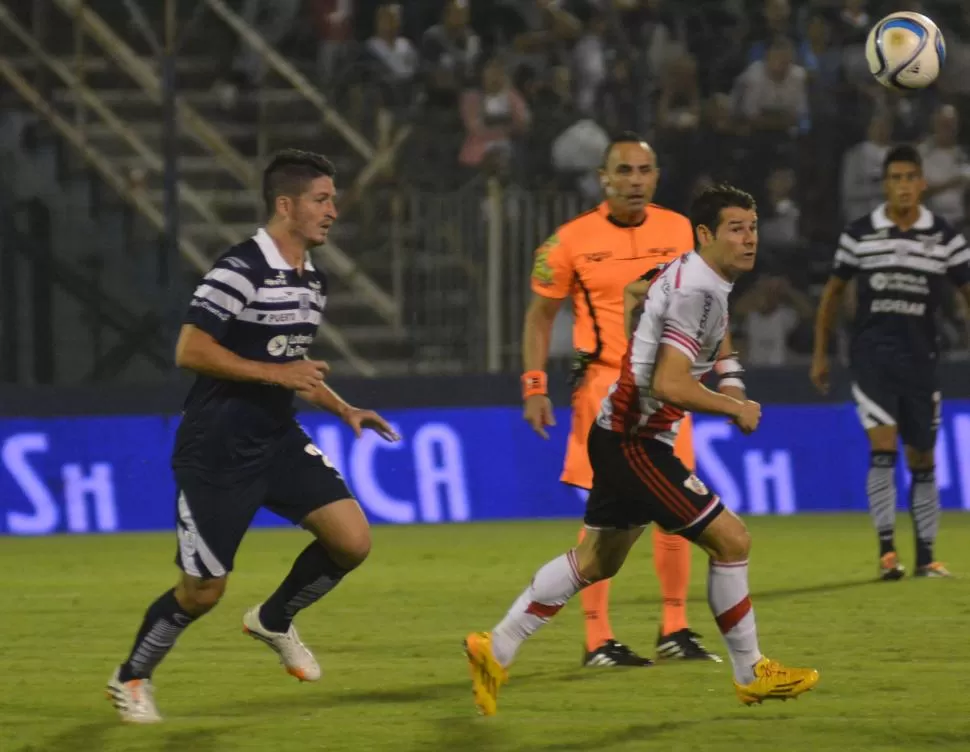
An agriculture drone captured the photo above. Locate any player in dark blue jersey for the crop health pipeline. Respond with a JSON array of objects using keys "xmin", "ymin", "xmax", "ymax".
[
  {"xmin": 811, "ymin": 144, "xmax": 970, "ymax": 581},
  {"xmin": 106, "ymin": 149, "xmax": 399, "ymax": 723}
]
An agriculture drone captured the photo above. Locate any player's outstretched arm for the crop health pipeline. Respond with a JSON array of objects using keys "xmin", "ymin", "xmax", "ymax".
[
  {"xmin": 810, "ymin": 276, "xmax": 847, "ymax": 395},
  {"xmin": 296, "ymin": 380, "xmax": 400, "ymax": 442},
  {"xmin": 651, "ymin": 345, "xmax": 760, "ymax": 433},
  {"xmin": 175, "ymin": 325, "xmax": 328, "ymax": 391}
]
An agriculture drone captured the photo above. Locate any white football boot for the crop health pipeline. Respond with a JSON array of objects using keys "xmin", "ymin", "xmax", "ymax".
[
  {"xmin": 105, "ymin": 667, "xmax": 162, "ymax": 724},
  {"xmin": 242, "ymin": 604, "xmax": 321, "ymax": 682}
]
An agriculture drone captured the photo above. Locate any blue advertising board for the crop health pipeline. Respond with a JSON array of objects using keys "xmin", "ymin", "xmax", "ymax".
[{"xmin": 2, "ymin": 402, "xmax": 970, "ymax": 535}]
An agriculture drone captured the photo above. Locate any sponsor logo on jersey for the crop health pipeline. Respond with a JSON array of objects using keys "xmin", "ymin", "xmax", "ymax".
[
  {"xmin": 263, "ymin": 312, "xmax": 297, "ymax": 324},
  {"xmin": 696, "ymin": 293, "xmax": 713, "ymax": 338},
  {"xmin": 264, "ymin": 271, "xmax": 288, "ymax": 287},
  {"xmin": 267, "ymin": 333, "xmax": 314, "ymax": 358},
  {"xmin": 869, "ymin": 271, "xmax": 929, "ymax": 294},
  {"xmin": 267, "ymin": 334, "xmax": 289, "ymax": 356},
  {"xmin": 190, "ymin": 298, "xmax": 230, "ymax": 321},
  {"xmin": 870, "ymin": 299, "xmax": 927, "ymax": 316},
  {"xmin": 308, "ymin": 279, "xmax": 322, "ymax": 291}
]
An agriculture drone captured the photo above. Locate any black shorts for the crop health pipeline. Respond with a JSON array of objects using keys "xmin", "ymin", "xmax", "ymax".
[
  {"xmin": 850, "ymin": 362, "xmax": 940, "ymax": 451},
  {"xmin": 584, "ymin": 424, "xmax": 724, "ymax": 540},
  {"xmin": 172, "ymin": 424, "xmax": 353, "ymax": 578}
]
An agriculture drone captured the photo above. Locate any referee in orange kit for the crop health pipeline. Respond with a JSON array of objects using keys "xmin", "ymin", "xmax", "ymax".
[{"xmin": 521, "ymin": 133, "xmax": 724, "ymax": 665}]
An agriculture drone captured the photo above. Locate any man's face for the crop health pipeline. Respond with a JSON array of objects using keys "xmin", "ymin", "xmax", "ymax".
[
  {"xmin": 283, "ymin": 176, "xmax": 338, "ymax": 247},
  {"xmin": 884, "ymin": 161, "xmax": 925, "ymax": 211},
  {"xmin": 600, "ymin": 142, "xmax": 660, "ymax": 215},
  {"xmin": 713, "ymin": 206, "xmax": 759, "ymax": 274}
]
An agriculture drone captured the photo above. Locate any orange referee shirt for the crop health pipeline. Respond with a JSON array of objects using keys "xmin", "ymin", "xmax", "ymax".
[{"xmin": 530, "ymin": 201, "xmax": 696, "ymax": 489}]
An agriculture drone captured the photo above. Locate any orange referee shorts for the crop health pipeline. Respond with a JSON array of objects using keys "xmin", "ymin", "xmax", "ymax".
[{"xmin": 560, "ymin": 365, "xmax": 695, "ymax": 490}]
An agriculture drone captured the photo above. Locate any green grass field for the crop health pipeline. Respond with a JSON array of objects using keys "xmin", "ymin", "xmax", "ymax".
[{"xmin": 2, "ymin": 514, "xmax": 969, "ymax": 752}]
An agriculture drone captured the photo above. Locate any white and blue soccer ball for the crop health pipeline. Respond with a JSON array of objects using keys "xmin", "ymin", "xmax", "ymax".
[{"xmin": 866, "ymin": 11, "xmax": 945, "ymax": 90}]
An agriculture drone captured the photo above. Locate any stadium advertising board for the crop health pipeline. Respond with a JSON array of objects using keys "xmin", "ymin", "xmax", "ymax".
[{"xmin": 2, "ymin": 402, "xmax": 970, "ymax": 535}]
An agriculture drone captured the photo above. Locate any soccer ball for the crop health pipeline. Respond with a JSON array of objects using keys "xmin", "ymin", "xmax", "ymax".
[{"xmin": 865, "ymin": 12, "xmax": 945, "ymax": 90}]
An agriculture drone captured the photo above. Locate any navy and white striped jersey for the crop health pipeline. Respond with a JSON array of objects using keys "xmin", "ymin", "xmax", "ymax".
[
  {"xmin": 173, "ymin": 228, "xmax": 327, "ymax": 471},
  {"xmin": 832, "ymin": 204, "xmax": 970, "ymax": 363}
]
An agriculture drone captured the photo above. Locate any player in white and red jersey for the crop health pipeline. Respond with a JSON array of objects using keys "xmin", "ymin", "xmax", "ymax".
[{"xmin": 465, "ymin": 184, "xmax": 819, "ymax": 714}]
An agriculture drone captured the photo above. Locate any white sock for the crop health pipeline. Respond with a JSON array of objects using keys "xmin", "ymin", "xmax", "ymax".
[
  {"xmin": 491, "ymin": 550, "xmax": 588, "ymax": 667},
  {"xmin": 708, "ymin": 560, "xmax": 762, "ymax": 684}
]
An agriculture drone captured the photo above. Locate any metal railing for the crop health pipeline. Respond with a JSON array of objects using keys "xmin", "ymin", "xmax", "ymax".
[
  {"xmin": 0, "ymin": 58, "xmax": 211, "ymax": 270},
  {"xmin": 0, "ymin": 3, "xmax": 236, "ymax": 249},
  {"xmin": 18, "ymin": 0, "xmax": 387, "ymax": 374},
  {"xmin": 392, "ymin": 181, "xmax": 586, "ymax": 373},
  {"xmin": 484, "ymin": 183, "xmax": 585, "ymax": 372},
  {"xmin": 397, "ymin": 185, "xmax": 964, "ymax": 374},
  {"xmin": 200, "ymin": 0, "xmax": 407, "ymax": 329},
  {"xmin": 50, "ymin": 0, "xmax": 257, "ymax": 185}
]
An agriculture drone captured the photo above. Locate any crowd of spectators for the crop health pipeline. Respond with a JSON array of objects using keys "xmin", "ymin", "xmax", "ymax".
[{"xmin": 224, "ymin": 0, "xmax": 970, "ymax": 363}]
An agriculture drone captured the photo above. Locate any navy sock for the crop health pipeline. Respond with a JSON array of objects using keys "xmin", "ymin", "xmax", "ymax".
[
  {"xmin": 118, "ymin": 588, "xmax": 196, "ymax": 681},
  {"xmin": 259, "ymin": 543, "xmax": 349, "ymax": 633}
]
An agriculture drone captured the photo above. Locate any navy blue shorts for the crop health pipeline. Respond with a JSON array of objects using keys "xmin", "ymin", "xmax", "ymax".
[
  {"xmin": 850, "ymin": 363, "xmax": 940, "ymax": 451},
  {"xmin": 172, "ymin": 424, "xmax": 352, "ymax": 578}
]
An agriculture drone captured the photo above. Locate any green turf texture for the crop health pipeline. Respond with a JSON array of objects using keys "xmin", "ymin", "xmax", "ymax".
[{"xmin": 2, "ymin": 513, "xmax": 968, "ymax": 752}]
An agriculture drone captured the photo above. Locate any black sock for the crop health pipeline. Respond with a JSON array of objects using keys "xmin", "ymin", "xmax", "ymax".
[
  {"xmin": 878, "ymin": 530, "xmax": 896, "ymax": 558},
  {"xmin": 118, "ymin": 588, "xmax": 197, "ymax": 681},
  {"xmin": 259, "ymin": 543, "xmax": 349, "ymax": 633},
  {"xmin": 910, "ymin": 468, "xmax": 939, "ymax": 568}
]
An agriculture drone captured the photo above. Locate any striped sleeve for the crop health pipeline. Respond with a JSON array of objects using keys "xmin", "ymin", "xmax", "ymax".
[
  {"xmin": 659, "ymin": 289, "xmax": 714, "ymax": 361},
  {"xmin": 184, "ymin": 253, "xmax": 259, "ymax": 339},
  {"xmin": 944, "ymin": 230, "xmax": 970, "ymax": 285},
  {"xmin": 831, "ymin": 231, "xmax": 861, "ymax": 280}
]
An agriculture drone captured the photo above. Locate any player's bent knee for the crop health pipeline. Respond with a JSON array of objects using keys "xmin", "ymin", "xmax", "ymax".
[
  {"xmin": 575, "ymin": 555, "xmax": 620, "ymax": 583},
  {"xmin": 697, "ymin": 510, "xmax": 750, "ymax": 563},
  {"xmin": 574, "ymin": 543, "xmax": 625, "ymax": 582},
  {"xmin": 176, "ymin": 573, "xmax": 227, "ymax": 616},
  {"xmin": 341, "ymin": 537, "xmax": 372, "ymax": 570},
  {"xmin": 326, "ymin": 529, "xmax": 372, "ymax": 570}
]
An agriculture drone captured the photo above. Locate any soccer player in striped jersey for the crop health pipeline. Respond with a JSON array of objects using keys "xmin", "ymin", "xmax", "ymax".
[
  {"xmin": 106, "ymin": 149, "xmax": 399, "ymax": 724},
  {"xmin": 465, "ymin": 184, "xmax": 819, "ymax": 715},
  {"xmin": 812, "ymin": 144, "xmax": 970, "ymax": 580}
]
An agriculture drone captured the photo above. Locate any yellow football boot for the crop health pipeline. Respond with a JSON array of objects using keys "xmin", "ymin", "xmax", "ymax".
[
  {"xmin": 734, "ymin": 657, "xmax": 819, "ymax": 705},
  {"xmin": 463, "ymin": 632, "xmax": 509, "ymax": 716}
]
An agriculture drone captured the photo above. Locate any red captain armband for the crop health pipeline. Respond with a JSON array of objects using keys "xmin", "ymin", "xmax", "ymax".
[{"xmin": 522, "ymin": 370, "xmax": 548, "ymax": 399}]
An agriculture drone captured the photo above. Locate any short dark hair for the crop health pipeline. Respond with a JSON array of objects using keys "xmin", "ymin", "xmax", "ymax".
[
  {"xmin": 602, "ymin": 131, "xmax": 650, "ymax": 166},
  {"xmin": 883, "ymin": 144, "xmax": 922, "ymax": 176},
  {"xmin": 262, "ymin": 149, "xmax": 336, "ymax": 215},
  {"xmin": 690, "ymin": 183, "xmax": 757, "ymax": 236}
]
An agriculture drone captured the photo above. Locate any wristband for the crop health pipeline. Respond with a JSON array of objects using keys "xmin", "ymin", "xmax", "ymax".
[
  {"xmin": 522, "ymin": 370, "xmax": 548, "ymax": 398},
  {"xmin": 713, "ymin": 352, "xmax": 745, "ymax": 392}
]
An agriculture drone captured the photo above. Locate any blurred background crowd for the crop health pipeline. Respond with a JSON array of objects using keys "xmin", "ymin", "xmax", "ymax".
[{"xmin": 2, "ymin": 0, "xmax": 970, "ymax": 381}]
